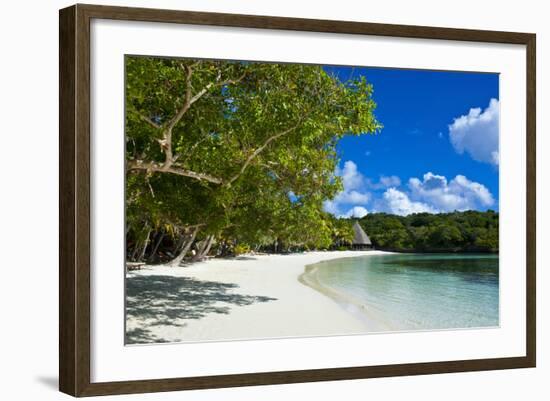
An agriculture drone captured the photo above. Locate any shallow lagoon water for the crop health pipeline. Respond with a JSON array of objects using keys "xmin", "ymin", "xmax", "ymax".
[{"xmin": 304, "ymin": 253, "xmax": 499, "ymax": 331}]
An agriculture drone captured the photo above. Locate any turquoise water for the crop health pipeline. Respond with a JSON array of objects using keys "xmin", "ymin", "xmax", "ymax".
[{"xmin": 305, "ymin": 254, "xmax": 499, "ymax": 331}]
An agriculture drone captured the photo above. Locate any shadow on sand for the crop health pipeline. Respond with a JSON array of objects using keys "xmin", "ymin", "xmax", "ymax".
[{"xmin": 125, "ymin": 275, "xmax": 276, "ymax": 344}]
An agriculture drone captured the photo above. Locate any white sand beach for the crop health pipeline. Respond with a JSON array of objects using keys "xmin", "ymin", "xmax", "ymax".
[{"xmin": 126, "ymin": 250, "xmax": 392, "ymax": 344}]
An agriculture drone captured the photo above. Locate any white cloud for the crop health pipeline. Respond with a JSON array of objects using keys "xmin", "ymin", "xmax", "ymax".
[
  {"xmin": 379, "ymin": 175, "xmax": 401, "ymax": 188},
  {"xmin": 449, "ymin": 98, "xmax": 499, "ymax": 166},
  {"xmin": 363, "ymin": 175, "xmax": 402, "ymax": 190},
  {"xmin": 343, "ymin": 206, "xmax": 369, "ymax": 218},
  {"xmin": 338, "ymin": 160, "xmax": 365, "ymax": 191},
  {"xmin": 324, "ymin": 163, "xmax": 495, "ymax": 217},
  {"xmin": 335, "ymin": 190, "xmax": 370, "ymax": 204},
  {"xmin": 408, "ymin": 172, "xmax": 494, "ymax": 212},
  {"xmin": 383, "ymin": 188, "xmax": 437, "ymax": 216},
  {"xmin": 323, "ymin": 199, "xmax": 340, "ymax": 215},
  {"xmin": 324, "ymin": 160, "xmax": 371, "ymax": 217},
  {"xmin": 450, "ymin": 174, "xmax": 495, "ymax": 206}
]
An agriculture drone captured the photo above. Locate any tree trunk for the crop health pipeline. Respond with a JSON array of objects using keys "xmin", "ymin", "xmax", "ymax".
[
  {"xmin": 147, "ymin": 230, "xmax": 165, "ymax": 263},
  {"xmin": 168, "ymin": 227, "xmax": 199, "ymax": 267},
  {"xmin": 130, "ymin": 240, "xmax": 141, "ymax": 262},
  {"xmin": 138, "ymin": 228, "xmax": 152, "ymax": 262},
  {"xmin": 171, "ymin": 234, "xmax": 186, "ymax": 255},
  {"xmin": 201, "ymin": 235, "xmax": 215, "ymax": 258},
  {"xmin": 192, "ymin": 235, "xmax": 214, "ymax": 262},
  {"xmin": 191, "ymin": 238, "xmax": 208, "ymax": 262}
]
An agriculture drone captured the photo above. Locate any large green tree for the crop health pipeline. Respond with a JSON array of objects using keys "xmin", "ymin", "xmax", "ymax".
[{"xmin": 125, "ymin": 56, "xmax": 381, "ymax": 263}]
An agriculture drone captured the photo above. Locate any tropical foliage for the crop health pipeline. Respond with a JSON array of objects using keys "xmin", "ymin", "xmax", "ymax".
[
  {"xmin": 125, "ymin": 56, "xmax": 380, "ymax": 264},
  {"xmin": 358, "ymin": 210, "xmax": 499, "ymax": 252}
]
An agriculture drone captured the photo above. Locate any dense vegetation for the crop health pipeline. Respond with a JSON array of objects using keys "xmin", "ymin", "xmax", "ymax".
[
  {"xmin": 125, "ymin": 56, "xmax": 380, "ymax": 264},
  {"xmin": 358, "ymin": 210, "xmax": 499, "ymax": 253}
]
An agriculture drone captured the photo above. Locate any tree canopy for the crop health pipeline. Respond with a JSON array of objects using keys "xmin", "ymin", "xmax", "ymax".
[
  {"xmin": 358, "ymin": 210, "xmax": 499, "ymax": 252},
  {"xmin": 125, "ymin": 56, "xmax": 381, "ymax": 263}
]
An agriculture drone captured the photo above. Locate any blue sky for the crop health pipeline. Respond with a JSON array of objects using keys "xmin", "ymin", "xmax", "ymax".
[{"xmin": 322, "ymin": 66, "xmax": 499, "ymax": 217}]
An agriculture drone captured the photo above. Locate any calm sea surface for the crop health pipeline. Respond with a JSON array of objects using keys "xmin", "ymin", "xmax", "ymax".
[{"xmin": 304, "ymin": 253, "xmax": 499, "ymax": 331}]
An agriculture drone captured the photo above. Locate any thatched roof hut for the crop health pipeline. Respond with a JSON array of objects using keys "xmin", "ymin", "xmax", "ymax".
[{"xmin": 352, "ymin": 221, "xmax": 372, "ymax": 249}]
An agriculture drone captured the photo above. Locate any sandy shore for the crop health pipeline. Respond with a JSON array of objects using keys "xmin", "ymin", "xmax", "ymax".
[{"xmin": 126, "ymin": 250, "xmax": 392, "ymax": 344}]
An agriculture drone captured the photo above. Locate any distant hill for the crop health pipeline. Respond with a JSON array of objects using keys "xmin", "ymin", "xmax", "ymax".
[{"xmin": 358, "ymin": 210, "xmax": 498, "ymax": 253}]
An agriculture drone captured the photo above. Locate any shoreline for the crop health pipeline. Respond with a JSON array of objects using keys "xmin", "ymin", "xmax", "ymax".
[
  {"xmin": 298, "ymin": 263, "xmax": 396, "ymax": 332},
  {"xmin": 125, "ymin": 250, "xmax": 393, "ymax": 344},
  {"xmin": 371, "ymin": 248, "xmax": 499, "ymax": 254}
]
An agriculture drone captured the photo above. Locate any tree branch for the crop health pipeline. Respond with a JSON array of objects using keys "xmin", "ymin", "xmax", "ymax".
[
  {"xmin": 157, "ymin": 67, "xmax": 248, "ymax": 171},
  {"xmin": 128, "ymin": 105, "xmax": 161, "ymax": 130},
  {"xmin": 225, "ymin": 120, "xmax": 304, "ymax": 186},
  {"xmin": 165, "ymin": 63, "xmax": 195, "ymax": 131},
  {"xmin": 166, "ymin": 68, "xmax": 247, "ymax": 131},
  {"xmin": 129, "ymin": 66, "xmax": 250, "ymax": 186},
  {"xmin": 127, "ymin": 160, "xmax": 223, "ymax": 184},
  {"xmin": 138, "ymin": 113, "xmax": 161, "ymax": 129},
  {"xmin": 219, "ymin": 71, "xmax": 248, "ymax": 88}
]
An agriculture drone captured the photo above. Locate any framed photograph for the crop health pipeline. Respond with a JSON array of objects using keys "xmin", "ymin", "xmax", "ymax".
[{"xmin": 59, "ymin": 4, "xmax": 536, "ymax": 397}]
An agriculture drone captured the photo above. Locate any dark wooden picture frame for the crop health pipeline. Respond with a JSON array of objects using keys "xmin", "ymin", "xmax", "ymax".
[{"xmin": 59, "ymin": 3, "xmax": 536, "ymax": 397}]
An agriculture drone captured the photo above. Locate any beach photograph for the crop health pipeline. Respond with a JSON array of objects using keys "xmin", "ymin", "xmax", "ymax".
[{"xmin": 124, "ymin": 56, "xmax": 499, "ymax": 345}]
